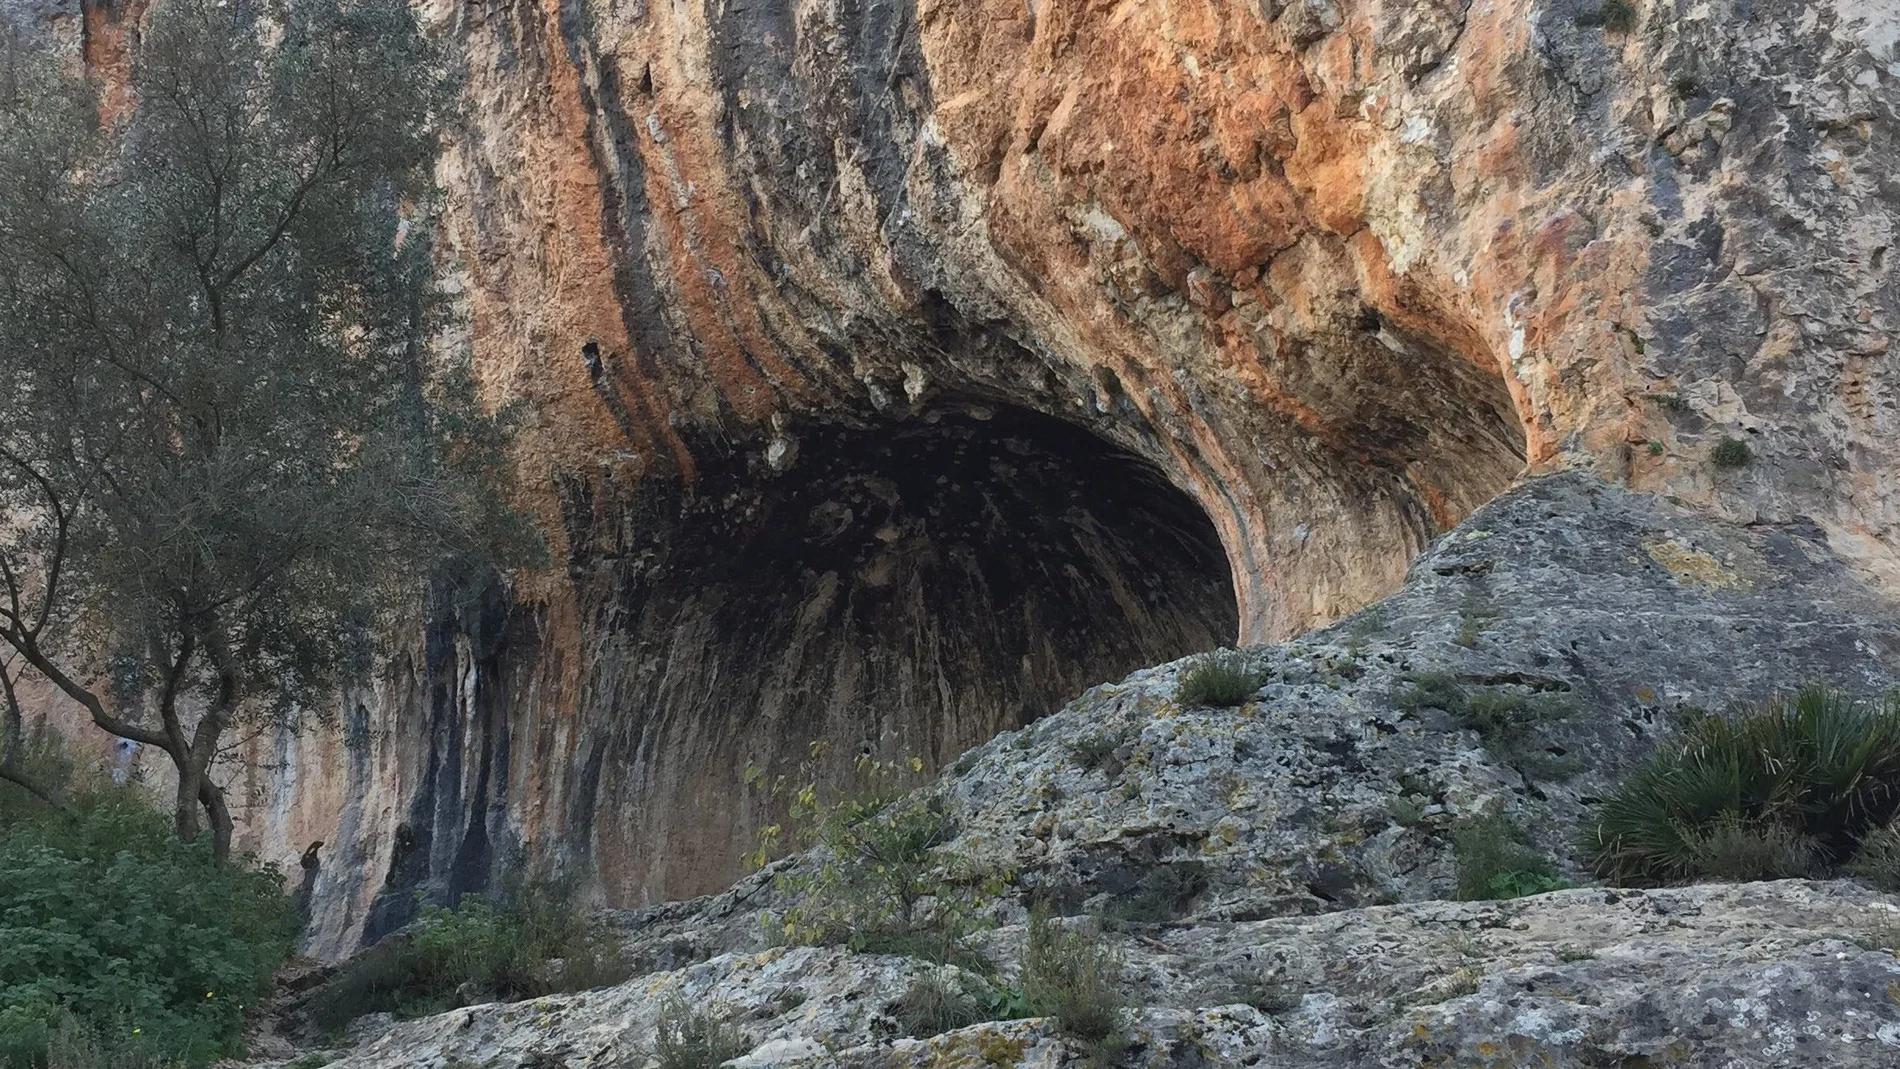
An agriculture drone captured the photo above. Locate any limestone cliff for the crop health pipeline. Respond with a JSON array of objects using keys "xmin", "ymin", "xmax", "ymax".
[{"xmin": 10, "ymin": 0, "xmax": 1900, "ymax": 957}]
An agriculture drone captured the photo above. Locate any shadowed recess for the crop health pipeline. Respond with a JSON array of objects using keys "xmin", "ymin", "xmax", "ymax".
[{"xmin": 569, "ymin": 403, "xmax": 1238, "ymax": 900}]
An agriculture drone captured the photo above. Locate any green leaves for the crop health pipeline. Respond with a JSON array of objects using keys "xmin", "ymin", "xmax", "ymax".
[
  {"xmin": 0, "ymin": 803, "xmax": 293, "ymax": 1067},
  {"xmin": 305, "ymin": 881, "xmax": 628, "ymax": 1032},
  {"xmin": 0, "ymin": 0, "xmax": 532, "ymax": 859},
  {"xmin": 1584, "ymin": 687, "xmax": 1900, "ymax": 884},
  {"xmin": 1451, "ymin": 813, "xmax": 1569, "ymax": 901}
]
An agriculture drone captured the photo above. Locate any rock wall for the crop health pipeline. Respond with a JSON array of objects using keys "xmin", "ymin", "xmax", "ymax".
[{"xmin": 10, "ymin": 0, "xmax": 1900, "ymax": 956}]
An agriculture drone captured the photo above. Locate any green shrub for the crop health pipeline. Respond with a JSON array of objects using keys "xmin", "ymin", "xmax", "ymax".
[
  {"xmin": 651, "ymin": 993, "xmax": 748, "ymax": 1069},
  {"xmin": 1452, "ymin": 814, "xmax": 1570, "ymax": 901},
  {"xmin": 1584, "ymin": 687, "xmax": 1900, "ymax": 884},
  {"xmin": 752, "ymin": 755, "xmax": 993, "ymax": 970},
  {"xmin": 13, "ymin": 1012, "xmax": 184, "ymax": 1069},
  {"xmin": 1711, "ymin": 437, "xmax": 1753, "ymax": 468},
  {"xmin": 306, "ymin": 880, "xmax": 628, "ymax": 1032},
  {"xmin": 0, "ymin": 802, "xmax": 294, "ymax": 1068},
  {"xmin": 1176, "ymin": 650, "xmax": 1268, "ymax": 708},
  {"xmin": 1021, "ymin": 911, "xmax": 1127, "ymax": 1063}
]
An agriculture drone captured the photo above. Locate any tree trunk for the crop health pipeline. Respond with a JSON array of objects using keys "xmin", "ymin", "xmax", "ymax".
[
  {"xmin": 175, "ymin": 770, "xmax": 204, "ymax": 843},
  {"xmin": 201, "ymin": 777, "xmax": 233, "ymax": 865},
  {"xmin": 0, "ymin": 659, "xmax": 63, "ymax": 809}
]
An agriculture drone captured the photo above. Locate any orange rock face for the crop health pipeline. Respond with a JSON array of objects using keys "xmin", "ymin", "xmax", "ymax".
[{"xmin": 27, "ymin": 0, "xmax": 1900, "ymax": 953}]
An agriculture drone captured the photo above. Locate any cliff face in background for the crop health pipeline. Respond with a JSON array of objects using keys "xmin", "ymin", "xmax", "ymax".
[{"xmin": 9, "ymin": 0, "xmax": 1899, "ymax": 958}]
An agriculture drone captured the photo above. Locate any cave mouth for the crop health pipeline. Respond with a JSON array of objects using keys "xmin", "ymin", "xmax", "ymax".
[{"xmin": 592, "ymin": 401, "xmax": 1238, "ymax": 898}]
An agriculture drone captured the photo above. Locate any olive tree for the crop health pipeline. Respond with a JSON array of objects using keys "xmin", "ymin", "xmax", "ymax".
[{"xmin": 0, "ymin": 0, "xmax": 530, "ymax": 861}]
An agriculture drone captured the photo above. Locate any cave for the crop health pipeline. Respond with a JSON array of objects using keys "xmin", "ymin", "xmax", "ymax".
[{"xmin": 566, "ymin": 402, "xmax": 1239, "ymax": 899}]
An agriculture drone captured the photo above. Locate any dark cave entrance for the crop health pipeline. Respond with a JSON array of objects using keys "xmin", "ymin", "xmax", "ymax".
[{"xmin": 582, "ymin": 402, "xmax": 1238, "ymax": 897}]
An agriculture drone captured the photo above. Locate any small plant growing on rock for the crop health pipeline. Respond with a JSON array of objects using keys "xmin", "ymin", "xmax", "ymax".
[
  {"xmin": 1452, "ymin": 607, "xmax": 1496, "ymax": 648},
  {"xmin": 1453, "ymin": 813, "xmax": 1571, "ymax": 901},
  {"xmin": 749, "ymin": 751, "xmax": 995, "ymax": 969},
  {"xmin": 1585, "ymin": 687, "xmax": 1900, "ymax": 885},
  {"xmin": 1099, "ymin": 860, "xmax": 1209, "ymax": 928},
  {"xmin": 1711, "ymin": 436, "xmax": 1753, "ymax": 468},
  {"xmin": 1066, "ymin": 724, "xmax": 1138, "ymax": 774},
  {"xmin": 1022, "ymin": 909, "xmax": 1129, "ymax": 1065},
  {"xmin": 1228, "ymin": 966, "xmax": 1304, "ymax": 1014},
  {"xmin": 1176, "ymin": 650, "xmax": 1269, "ymax": 707},
  {"xmin": 1577, "ymin": 0, "xmax": 1637, "ymax": 31},
  {"xmin": 890, "ymin": 972, "xmax": 989, "ymax": 1038},
  {"xmin": 1685, "ymin": 815, "xmax": 1817, "ymax": 881},
  {"xmin": 1399, "ymin": 676, "xmax": 1579, "ymax": 780},
  {"xmin": 651, "ymin": 993, "xmax": 749, "ymax": 1069},
  {"xmin": 1388, "ymin": 796, "xmax": 1427, "ymax": 828}
]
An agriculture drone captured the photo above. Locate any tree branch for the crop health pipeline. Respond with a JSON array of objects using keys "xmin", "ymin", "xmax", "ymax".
[{"xmin": 0, "ymin": 622, "xmax": 172, "ymax": 750}]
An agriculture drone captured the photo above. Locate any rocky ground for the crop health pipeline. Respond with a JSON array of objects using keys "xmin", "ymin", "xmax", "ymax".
[
  {"xmin": 262, "ymin": 476, "xmax": 1900, "ymax": 1067},
  {"xmin": 293, "ymin": 882, "xmax": 1900, "ymax": 1069}
]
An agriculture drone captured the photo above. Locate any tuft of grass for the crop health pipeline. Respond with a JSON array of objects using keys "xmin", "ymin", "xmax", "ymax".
[
  {"xmin": 1022, "ymin": 910, "xmax": 1128, "ymax": 1065},
  {"xmin": 1388, "ymin": 796, "xmax": 1426, "ymax": 828},
  {"xmin": 1684, "ymin": 816, "xmax": 1816, "ymax": 881},
  {"xmin": 890, "ymin": 973, "xmax": 989, "ymax": 1038},
  {"xmin": 1399, "ymin": 675, "xmax": 1579, "ymax": 779},
  {"xmin": 1066, "ymin": 725, "xmax": 1138, "ymax": 774},
  {"xmin": 1228, "ymin": 968, "xmax": 1303, "ymax": 1014},
  {"xmin": 1584, "ymin": 687, "xmax": 1900, "ymax": 885},
  {"xmin": 651, "ymin": 993, "xmax": 749, "ymax": 1069},
  {"xmin": 1453, "ymin": 607, "xmax": 1496, "ymax": 648},
  {"xmin": 1711, "ymin": 436, "xmax": 1753, "ymax": 468},
  {"xmin": 1850, "ymin": 821, "xmax": 1900, "ymax": 892},
  {"xmin": 1176, "ymin": 650, "xmax": 1269, "ymax": 707},
  {"xmin": 1453, "ymin": 813, "xmax": 1571, "ymax": 901},
  {"xmin": 1099, "ymin": 861, "xmax": 1208, "ymax": 927}
]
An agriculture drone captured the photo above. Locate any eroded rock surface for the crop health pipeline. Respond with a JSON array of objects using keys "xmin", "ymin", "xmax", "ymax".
[{"xmin": 297, "ymin": 883, "xmax": 1900, "ymax": 1068}]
